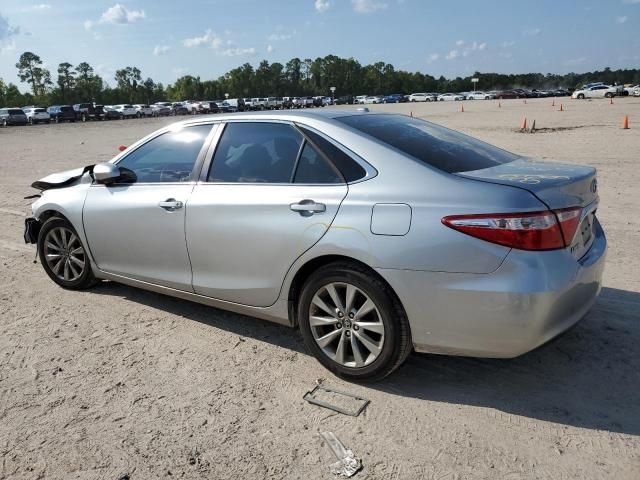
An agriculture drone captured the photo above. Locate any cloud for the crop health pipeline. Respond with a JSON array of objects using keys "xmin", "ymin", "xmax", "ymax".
[
  {"xmin": 456, "ymin": 39, "xmax": 464, "ymax": 46},
  {"xmin": 427, "ymin": 53, "xmax": 439, "ymax": 63},
  {"xmin": 445, "ymin": 49, "xmax": 459, "ymax": 60},
  {"xmin": 616, "ymin": 15, "xmax": 628, "ymax": 23},
  {"xmin": 21, "ymin": 4, "xmax": 51, "ymax": 12},
  {"xmin": 83, "ymin": 20, "xmax": 94, "ymax": 30},
  {"xmin": 267, "ymin": 30, "xmax": 295, "ymax": 41},
  {"xmin": 183, "ymin": 29, "xmax": 223, "ymax": 48},
  {"xmin": 183, "ymin": 30, "xmax": 255, "ymax": 57},
  {"xmin": 315, "ymin": 0, "xmax": 331, "ymax": 13},
  {"xmin": 153, "ymin": 45, "xmax": 170, "ymax": 56},
  {"xmin": 564, "ymin": 56, "xmax": 587, "ymax": 66},
  {"xmin": 267, "ymin": 44, "xmax": 274, "ymax": 53},
  {"xmin": 502, "ymin": 40, "xmax": 515, "ymax": 48},
  {"xmin": 1, "ymin": 39, "xmax": 16, "ymax": 54},
  {"xmin": 99, "ymin": 4, "xmax": 145, "ymax": 25},
  {"xmin": 352, "ymin": 0, "xmax": 388, "ymax": 13},
  {"xmin": 523, "ymin": 27, "xmax": 541, "ymax": 37},
  {"xmin": 221, "ymin": 47, "xmax": 256, "ymax": 57},
  {"xmin": 0, "ymin": 14, "xmax": 19, "ymax": 53}
]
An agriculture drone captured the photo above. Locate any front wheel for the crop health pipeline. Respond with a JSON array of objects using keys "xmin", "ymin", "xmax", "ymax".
[
  {"xmin": 37, "ymin": 217, "xmax": 98, "ymax": 290},
  {"xmin": 298, "ymin": 262, "xmax": 412, "ymax": 381}
]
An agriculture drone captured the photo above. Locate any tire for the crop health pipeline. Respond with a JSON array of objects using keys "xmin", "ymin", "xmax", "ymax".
[
  {"xmin": 297, "ymin": 261, "xmax": 412, "ymax": 381},
  {"xmin": 1, "ymin": 119, "xmax": 6, "ymax": 127},
  {"xmin": 55, "ymin": 116, "xmax": 59, "ymax": 124},
  {"xmin": 37, "ymin": 217, "xmax": 98, "ymax": 290},
  {"xmin": 46, "ymin": 120, "xmax": 50, "ymax": 124},
  {"xmin": 605, "ymin": 92, "xmax": 613, "ymax": 98},
  {"xmin": 577, "ymin": 94, "xmax": 585, "ymax": 99},
  {"xmin": 81, "ymin": 113, "xmax": 87, "ymax": 122},
  {"xmin": 29, "ymin": 118, "xmax": 33, "ymax": 125}
]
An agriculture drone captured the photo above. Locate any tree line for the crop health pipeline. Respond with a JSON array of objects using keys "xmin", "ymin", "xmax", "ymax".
[{"xmin": 2, "ymin": 50, "xmax": 640, "ymax": 107}]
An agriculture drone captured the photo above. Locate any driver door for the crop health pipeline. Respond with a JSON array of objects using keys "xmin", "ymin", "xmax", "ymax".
[{"xmin": 82, "ymin": 123, "xmax": 215, "ymax": 290}]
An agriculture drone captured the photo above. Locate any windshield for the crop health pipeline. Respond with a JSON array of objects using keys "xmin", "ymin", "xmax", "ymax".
[{"xmin": 337, "ymin": 114, "xmax": 518, "ymax": 174}]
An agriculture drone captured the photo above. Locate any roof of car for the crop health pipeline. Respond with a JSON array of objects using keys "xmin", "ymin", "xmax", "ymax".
[{"xmin": 177, "ymin": 109, "xmax": 373, "ymax": 127}]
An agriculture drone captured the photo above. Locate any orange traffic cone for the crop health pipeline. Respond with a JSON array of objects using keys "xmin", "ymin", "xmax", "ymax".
[
  {"xmin": 559, "ymin": 103, "xmax": 564, "ymax": 112},
  {"xmin": 622, "ymin": 115, "xmax": 629, "ymax": 129},
  {"xmin": 520, "ymin": 118, "xmax": 527, "ymax": 130},
  {"xmin": 460, "ymin": 104, "xmax": 464, "ymax": 113}
]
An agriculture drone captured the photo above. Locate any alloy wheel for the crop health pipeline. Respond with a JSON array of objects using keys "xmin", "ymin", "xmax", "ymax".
[
  {"xmin": 43, "ymin": 226, "xmax": 86, "ymax": 282},
  {"xmin": 308, "ymin": 282, "xmax": 385, "ymax": 368}
]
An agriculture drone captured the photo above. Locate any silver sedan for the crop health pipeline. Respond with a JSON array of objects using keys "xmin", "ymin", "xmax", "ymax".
[{"xmin": 25, "ymin": 110, "xmax": 606, "ymax": 381}]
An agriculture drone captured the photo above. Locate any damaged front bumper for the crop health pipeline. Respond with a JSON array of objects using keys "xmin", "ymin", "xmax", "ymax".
[{"xmin": 24, "ymin": 217, "xmax": 41, "ymax": 244}]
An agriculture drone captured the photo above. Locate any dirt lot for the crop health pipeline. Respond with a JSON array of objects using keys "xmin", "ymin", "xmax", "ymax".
[{"xmin": 1, "ymin": 97, "xmax": 639, "ymax": 479}]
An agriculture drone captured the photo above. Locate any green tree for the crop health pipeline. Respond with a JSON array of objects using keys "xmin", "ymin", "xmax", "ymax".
[
  {"xmin": 15, "ymin": 51, "xmax": 52, "ymax": 97},
  {"xmin": 114, "ymin": 66, "xmax": 142, "ymax": 102},
  {"xmin": 56, "ymin": 62, "xmax": 75, "ymax": 102}
]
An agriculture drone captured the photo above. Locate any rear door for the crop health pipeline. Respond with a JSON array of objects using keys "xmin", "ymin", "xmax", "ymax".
[{"xmin": 186, "ymin": 121, "xmax": 348, "ymax": 307}]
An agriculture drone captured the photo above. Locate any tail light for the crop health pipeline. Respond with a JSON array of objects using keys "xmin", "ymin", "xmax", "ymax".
[{"xmin": 442, "ymin": 207, "xmax": 582, "ymax": 251}]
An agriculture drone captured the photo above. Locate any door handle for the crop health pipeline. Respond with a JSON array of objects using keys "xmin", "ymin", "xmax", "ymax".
[
  {"xmin": 158, "ymin": 198, "xmax": 183, "ymax": 211},
  {"xmin": 290, "ymin": 199, "xmax": 326, "ymax": 217}
]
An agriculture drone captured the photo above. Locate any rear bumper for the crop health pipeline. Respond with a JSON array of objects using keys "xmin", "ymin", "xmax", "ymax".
[{"xmin": 378, "ymin": 219, "xmax": 607, "ymax": 358}]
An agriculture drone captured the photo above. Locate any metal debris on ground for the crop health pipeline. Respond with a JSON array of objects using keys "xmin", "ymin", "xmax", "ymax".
[
  {"xmin": 303, "ymin": 384, "xmax": 370, "ymax": 417},
  {"xmin": 320, "ymin": 431, "xmax": 362, "ymax": 478}
]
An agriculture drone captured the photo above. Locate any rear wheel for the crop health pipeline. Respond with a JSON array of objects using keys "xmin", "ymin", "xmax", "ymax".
[
  {"xmin": 37, "ymin": 217, "xmax": 98, "ymax": 290},
  {"xmin": 577, "ymin": 94, "xmax": 585, "ymax": 99},
  {"xmin": 298, "ymin": 262, "xmax": 411, "ymax": 381}
]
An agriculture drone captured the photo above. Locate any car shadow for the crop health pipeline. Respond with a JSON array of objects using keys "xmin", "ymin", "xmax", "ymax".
[{"xmin": 94, "ymin": 283, "xmax": 639, "ymax": 436}]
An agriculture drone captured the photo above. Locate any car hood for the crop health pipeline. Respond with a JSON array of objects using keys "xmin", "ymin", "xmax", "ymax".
[
  {"xmin": 455, "ymin": 158, "xmax": 597, "ymax": 209},
  {"xmin": 31, "ymin": 166, "xmax": 93, "ymax": 191}
]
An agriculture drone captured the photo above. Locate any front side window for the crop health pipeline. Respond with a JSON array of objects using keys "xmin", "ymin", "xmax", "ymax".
[
  {"xmin": 208, "ymin": 122, "xmax": 303, "ymax": 183},
  {"xmin": 116, "ymin": 124, "xmax": 212, "ymax": 183}
]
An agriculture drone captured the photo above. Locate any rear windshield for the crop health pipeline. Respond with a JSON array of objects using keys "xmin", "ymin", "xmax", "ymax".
[
  {"xmin": 35, "ymin": 108, "xmax": 46, "ymax": 113},
  {"xmin": 337, "ymin": 114, "xmax": 518, "ymax": 173},
  {"xmin": 9, "ymin": 109, "xmax": 24, "ymax": 115}
]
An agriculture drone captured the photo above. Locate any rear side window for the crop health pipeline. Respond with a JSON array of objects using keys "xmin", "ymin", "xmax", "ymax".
[
  {"xmin": 116, "ymin": 124, "xmax": 211, "ymax": 183},
  {"xmin": 338, "ymin": 114, "xmax": 518, "ymax": 174},
  {"xmin": 9, "ymin": 109, "xmax": 24, "ymax": 115},
  {"xmin": 297, "ymin": 125, "xmax": 367, "ymax": 182},
  {"xmin": 293, "ymin": 142, "xmax": 342, "ymax": 184},
  {"xmin": 208, "ymin": 122, "xmax": 303, "ymax": 183}
]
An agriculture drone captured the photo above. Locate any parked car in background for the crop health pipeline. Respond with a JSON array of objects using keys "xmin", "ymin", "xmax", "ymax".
[
  {"xmin": 408, "ymin": 93, "xmax": 434, "ymax": 102},
  {"xmin": 299, "ymin": 96, "xmax": 315, "ymax": 108},
  {"xmin": 23, "ymin": 107, "xmax": 51, "ymax": 124},
  {"xmin": 334, "ymin": 95, "xmax": 354, "ymax": 105},
  {"xmin": 151, "ymin": 103, "xmax": 172, "ymax": 116},
  {"xmin": 134, "ymin": 104, "xmax": 153, "ymax": 117},
  {"xmin": 354, "ymin": 95, "xmax": 368, "ymax": 104},
  {"xmin": 437, "ymin": 93, "xmax": 464, "ymax": 101},
  {"xmin": 363, "ymin": 95, "xmax": 383, "ymax": 104},
  {"xmin": 103, "ymin": 106, "xmax": 124, "ymax": 120},
  {"xmin": 0, "ymin": 108, "xmax": 28, "ymax": 126},
  {"xmin": 170, "ymin": 103, "xmax": 188, "ymax": 116},
  {"xmin": 322, "ymin": 97, "xmax": 333, "ymax": 106},
  {"xmin": 281, "ymin": 97, "xmax": 295, "ymax": 109},
  {"xmin": 73, "ymin": 103, "xmax": 105, "ymax": 121},
  {"xmin": 26, "ymin": 110, "xmax": 606, "ymax": 381},
  {"xmin": 226, "ymin": 98, "xmax": 246, "ymax": 112},
  {"xmin": 312, "ymin": 96, "xmax": 324, "ymax": 107},
  {"xmin": 111, "ymin": 104, "xmax": 137, "ymax": 118},
  {"xmin": 382, "ymin": 94, "xmax": 406, "ymax": 103},
  {"xmin": 572, "ymin": 85, "xmax": 618, "ymax": 99},
  {"xmin": 47, "ymin": 105, "xmax": 76, "ymax": 123},
  {"xmin": 494, "ymin": 90, "xmax": 519, "ymax": 99},
  {"xmin": 466, "ymin": 91, "xmax": 494, "ymax": 100}
]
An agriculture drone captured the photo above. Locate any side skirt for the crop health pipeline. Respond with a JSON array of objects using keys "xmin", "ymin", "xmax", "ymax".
[{"xmin": 95, "ymin": 269, "xmax": 293, "ymax": 327}]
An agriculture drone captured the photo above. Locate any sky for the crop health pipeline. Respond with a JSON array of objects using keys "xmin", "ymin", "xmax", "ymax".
[{"xmin": 0, "ymin": 0, "xmax": 639, "ymax": 91}]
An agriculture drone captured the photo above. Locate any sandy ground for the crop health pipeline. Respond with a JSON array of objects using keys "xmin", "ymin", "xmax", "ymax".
[{"xmin": 1, "ymin": 97, "xmax": 639, "ymax": 479}]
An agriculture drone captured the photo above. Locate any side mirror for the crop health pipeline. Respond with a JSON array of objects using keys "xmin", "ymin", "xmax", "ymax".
[{"xmin": 93, "ymin": 162, "xmax": 120, "ymax": 185}]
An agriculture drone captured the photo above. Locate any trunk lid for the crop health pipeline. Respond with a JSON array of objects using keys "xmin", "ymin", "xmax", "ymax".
[{"xmin": 455, "ymin": 158, "xmax": 598, "ymax": 209}]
